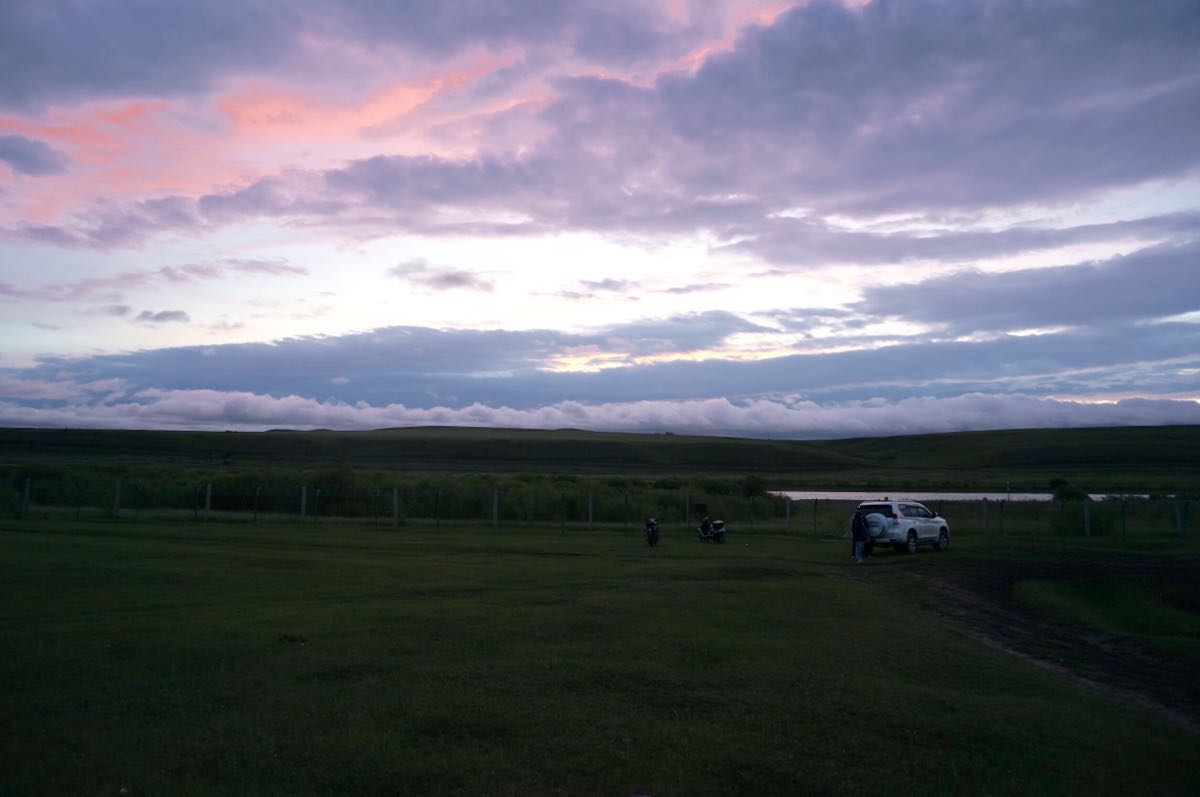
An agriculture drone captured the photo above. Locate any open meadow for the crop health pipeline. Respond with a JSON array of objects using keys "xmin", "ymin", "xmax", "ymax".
[{"xmin": 3, "ymin": 516, "xmax": 1198, "ymax": 796}]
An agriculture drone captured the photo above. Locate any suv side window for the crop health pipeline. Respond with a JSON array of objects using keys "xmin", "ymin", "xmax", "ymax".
[{"xmin": 900, "ymin": 504, "xmax": 920, "ymax": 517}]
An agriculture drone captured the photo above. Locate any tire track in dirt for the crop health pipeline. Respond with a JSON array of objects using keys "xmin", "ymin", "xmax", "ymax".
[{"xmin": 918, "ymin": 559, "xmax": 1200, "ymax": 734}]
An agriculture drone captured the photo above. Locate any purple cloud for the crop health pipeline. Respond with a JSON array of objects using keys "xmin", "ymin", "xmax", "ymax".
[
  {"xmin": 0, "ymin": 259, "xmax": 307, "ymax": 304},
  {"xmin": 0, "ymin": 134, "xmax": 70, "ymax": 175},
  {"xmin": 388, "ymin": 258, "xmax": 494, "ymax": 291},
  {"xmin": 11, "ymin": 0, "xmax": 1198, "ymax": 258},
  {"xmin": 135, "ymin": 310, "xmax": 190, "ymax": 324},
  {"xmin": 856, "ymin": 238, "xmax": 1200, "ymax": 333}
]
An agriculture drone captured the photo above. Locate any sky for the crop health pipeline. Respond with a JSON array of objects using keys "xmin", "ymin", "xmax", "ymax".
[{"xmin": 1, "ymin": 0, "xmax": 1199, "ymax": 438}]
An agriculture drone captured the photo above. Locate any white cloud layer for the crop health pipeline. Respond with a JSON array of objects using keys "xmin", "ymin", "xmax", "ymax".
[{"xmin": 3, "ymin": 389, "xmax": 1196, "ymax": 439}]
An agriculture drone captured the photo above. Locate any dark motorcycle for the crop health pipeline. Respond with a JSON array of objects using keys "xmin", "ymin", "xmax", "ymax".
[
  {"xmin": 644, "ymin": 517, "xmax": 660, "ymax": 547},
  {"xmin": 698, "ymin": 515, "xmax": 727, "ymax": 544}
]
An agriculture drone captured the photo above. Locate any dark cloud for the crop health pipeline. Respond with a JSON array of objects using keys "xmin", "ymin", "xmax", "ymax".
[
  {"xmin": 8, "ymin": 196, "xmax": 202, "ymax": 249},
  {"xmin": 727, "ymin": 212, "xmax": 1200, "ymax": 268},
  {"xmin": 23, "ymin": 311, "xmax": 773, "ymax": 404},
  {"xmin": 0, "ymin": 134, "xmax": 70, "ymax": 175},
  {"xmin": 423, "ymin": 269, "xmax": 493, "ymax": 291},
  {"xmin": 598, "ymin": 311, "xmax": 767, "ymax": 355},
  {"xmin": 760, "ymin": 308, "xmax": 855, "ymax": 334},
  {"xmin": 856, "ymin": 239, "xmax": 1200, "ymax": 333},
  {"xmin": 0, "ymin": 2, "xmax": 304, "ymax": 109},
  {"xmin": 16, "ymin": 311, "xmax": 1198, "ymax": 414},
  {"xmin": 657, "ymin": 0, "xmax": 1200, "ymax": 213},
  {"xmin": 135, "ymin": 310, "xmax": 190, "ymax": 324},
  {"xmin": 0, "ymin": 0, "xmax": 722, "ymax": 110},
  {"xmin": 327, "ymin": 0, "xmax": 693, "ymax": 65},
  {"xmin": 197, "ymin": 176, "xmax": 346, "ymax": 225}
]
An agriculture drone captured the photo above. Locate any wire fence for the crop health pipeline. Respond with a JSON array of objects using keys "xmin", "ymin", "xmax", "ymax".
[{"xmin": 2, "ymin": 476, "xmax": 1195, "ymax": 539}]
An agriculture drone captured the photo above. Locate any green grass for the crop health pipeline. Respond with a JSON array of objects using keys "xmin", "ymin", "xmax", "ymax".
[
  {"xmin": 1014, "ymin": 576, "xmax": 1200, "ymax": 664},
  {"xmin": 3, "ymin": 424, "xmax": 1199, "ymax": 494},
  {"xmin": 2, "ymin": 520, "xmax": 1198, "ymax": 795}
]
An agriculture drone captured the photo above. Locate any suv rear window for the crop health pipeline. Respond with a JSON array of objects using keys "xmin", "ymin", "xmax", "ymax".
[{"xmin": 860, "ymin": 503, "xmax": 893, "ymax": 516}]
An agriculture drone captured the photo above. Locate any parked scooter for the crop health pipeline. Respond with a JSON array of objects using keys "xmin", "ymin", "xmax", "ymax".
[
  {"xmin": 698, "ymin": 515, "xmax": 727, "ymax": 543},
  {"xmin": 644, "ymin": 517, "xmax": 660, "ymax": 547}
]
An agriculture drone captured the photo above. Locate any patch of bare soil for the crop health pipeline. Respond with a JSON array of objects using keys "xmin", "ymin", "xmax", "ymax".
[{"xmin": 919, "ymin": 559, "xmax": 1200, "ymax": 734}]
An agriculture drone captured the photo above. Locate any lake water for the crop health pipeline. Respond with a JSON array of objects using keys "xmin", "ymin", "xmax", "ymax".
[{"xmin": 773, "ymin": 490, "xmax": 1130, "ymax": 502}]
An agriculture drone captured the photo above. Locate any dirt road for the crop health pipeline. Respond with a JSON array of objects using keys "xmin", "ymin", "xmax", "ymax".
[{"xmin": 919, "ymin": 558, "xmax": 1200, "ymax": 734}]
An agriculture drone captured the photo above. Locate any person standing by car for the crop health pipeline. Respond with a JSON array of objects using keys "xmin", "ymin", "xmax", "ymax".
[{"xmin": 851, "ymin": 508, "xmax": 868, "ymax": 563}]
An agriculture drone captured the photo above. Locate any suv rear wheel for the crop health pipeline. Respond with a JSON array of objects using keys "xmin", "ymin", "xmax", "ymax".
[
  {"xmin": 934, "ymin": 529, "xmax": 949, "ymax": 552},
  {"xmin": 904, "ymin": 530, "xmax": 918, "ymax": 554}
]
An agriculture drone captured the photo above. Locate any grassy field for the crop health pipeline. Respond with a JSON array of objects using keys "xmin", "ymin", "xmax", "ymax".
[
  {"xmin": 1013, "ymin": 576, "xmax": 1200, "ymax": 664},
  {"xmin": 3, "ymin": 519, "xmax": 1198, "ymax": 795},
  {"xmin": 3, "ymin": 424, "xmax": 1199, "ymax": 494}
]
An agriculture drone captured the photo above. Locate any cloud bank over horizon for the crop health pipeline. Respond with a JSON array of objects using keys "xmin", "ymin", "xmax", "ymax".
[{"xmin": 1, "ymin": 0, "xmax": 1198, "ymax": 438}]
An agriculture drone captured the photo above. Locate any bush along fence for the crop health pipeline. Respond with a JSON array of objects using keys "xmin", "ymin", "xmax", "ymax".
[
  {"xmin": 4, "ymin": 476, "xmax": 791, "ymax": 531},
  {"xmin": 2, "ymin": 475, "xmax": 1196, "ymax": 538}
]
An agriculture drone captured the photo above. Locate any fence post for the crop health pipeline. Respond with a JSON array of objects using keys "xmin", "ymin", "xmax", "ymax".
[
  {"xmin": 435, "ymin": 488, "xmax": 441, "ymax": 533},
  {"xmin": 493, "ymin": 488, "xmax": 500, "ymax": 531},
  {"xmin": 254, "ymin": 486, "xmax": 261, "ymax": 524},
  {"xmin": 314, "ymin": 488, "xmax": 321, "ymax": 520},
  {"xmin": 559, "ymin": 491, "xmax": 565, "ymax": 535},
  {"xmin": 111, "ymin": 479, "xmax": 122, "ymax": 519},
  {"xmin": 981, "ymin": 497, "xmax": 988, "ymax": 535},
  {"xmin": 624, "ymin": 492, "xmax": 629, "ymax": 535},
  {"xmin": 300, "ymin": 485, "xmax": 307, "ymax": 519},
  {"xmin": 1121, "ymin": 498, "xmax": 1127, "ymax": 537},
  {"xmin": 784, "ymin": 498, "xmax": 791, "ymax": 533},
  {"xmin": 999, "ymin": 499, "xmax": 1005, "ymax": 535},
  {"xmin": 393, "ymin": 487, "xmax": 400, "ymax": 528},
  {"xmin": 204, "ymin": 483, "xmax": 212, "ymax": 522},
  {"xmin": 685, "ymin": 494, "xmax": 691, "ymax": 530},
  {"xmin": 18, "ymin": 477, "xmax": 31, "ymax": 519},
  {"xmin": 588, "ymin": 491, "xmax": 594, "ymax": 531},
  {"xmin": 1084, "ymin": 500, "xmax": 1091, "ymax": 537},
  {"xmin": 749, "ymin": 495, "xmax": 755, "ymax": 531},
  {"xmin": 1177, "ymin": 500, "xmax": 1187, "ymax": 539},
  {"xmin": 812, "ymin": 498, "xmax": 818, "ymax": 536}
]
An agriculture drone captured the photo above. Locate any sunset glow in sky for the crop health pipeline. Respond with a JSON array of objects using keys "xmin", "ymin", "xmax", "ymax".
[{"xmin": 2, "ymin": 0, "xmax": 1199, "ymax": 437}]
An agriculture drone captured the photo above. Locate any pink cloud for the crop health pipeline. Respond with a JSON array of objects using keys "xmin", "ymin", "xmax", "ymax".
[
  {"xmin": 0, "ymin": 99, "xmax": 238, "ymax": 224},
  {"xmin": 0, "ymin": 50, "xmax": 525, "ymax": 230}
]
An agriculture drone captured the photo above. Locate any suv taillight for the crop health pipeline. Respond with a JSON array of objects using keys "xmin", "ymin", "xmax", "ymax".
[{"xmin": 892, "ymin": 512, "xmax": 899, "ymax": 520}]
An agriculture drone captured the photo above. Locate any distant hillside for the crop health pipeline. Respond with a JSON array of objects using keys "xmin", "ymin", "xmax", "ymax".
[{"xmin": 1, "ymin": 424, "xmax": 1197, "ymax": 492}]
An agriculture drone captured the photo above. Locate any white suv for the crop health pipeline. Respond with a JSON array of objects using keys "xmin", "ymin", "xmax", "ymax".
[{"xmin": 857, "ymin": 500, "xmax": 950, "ymax": 554}]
